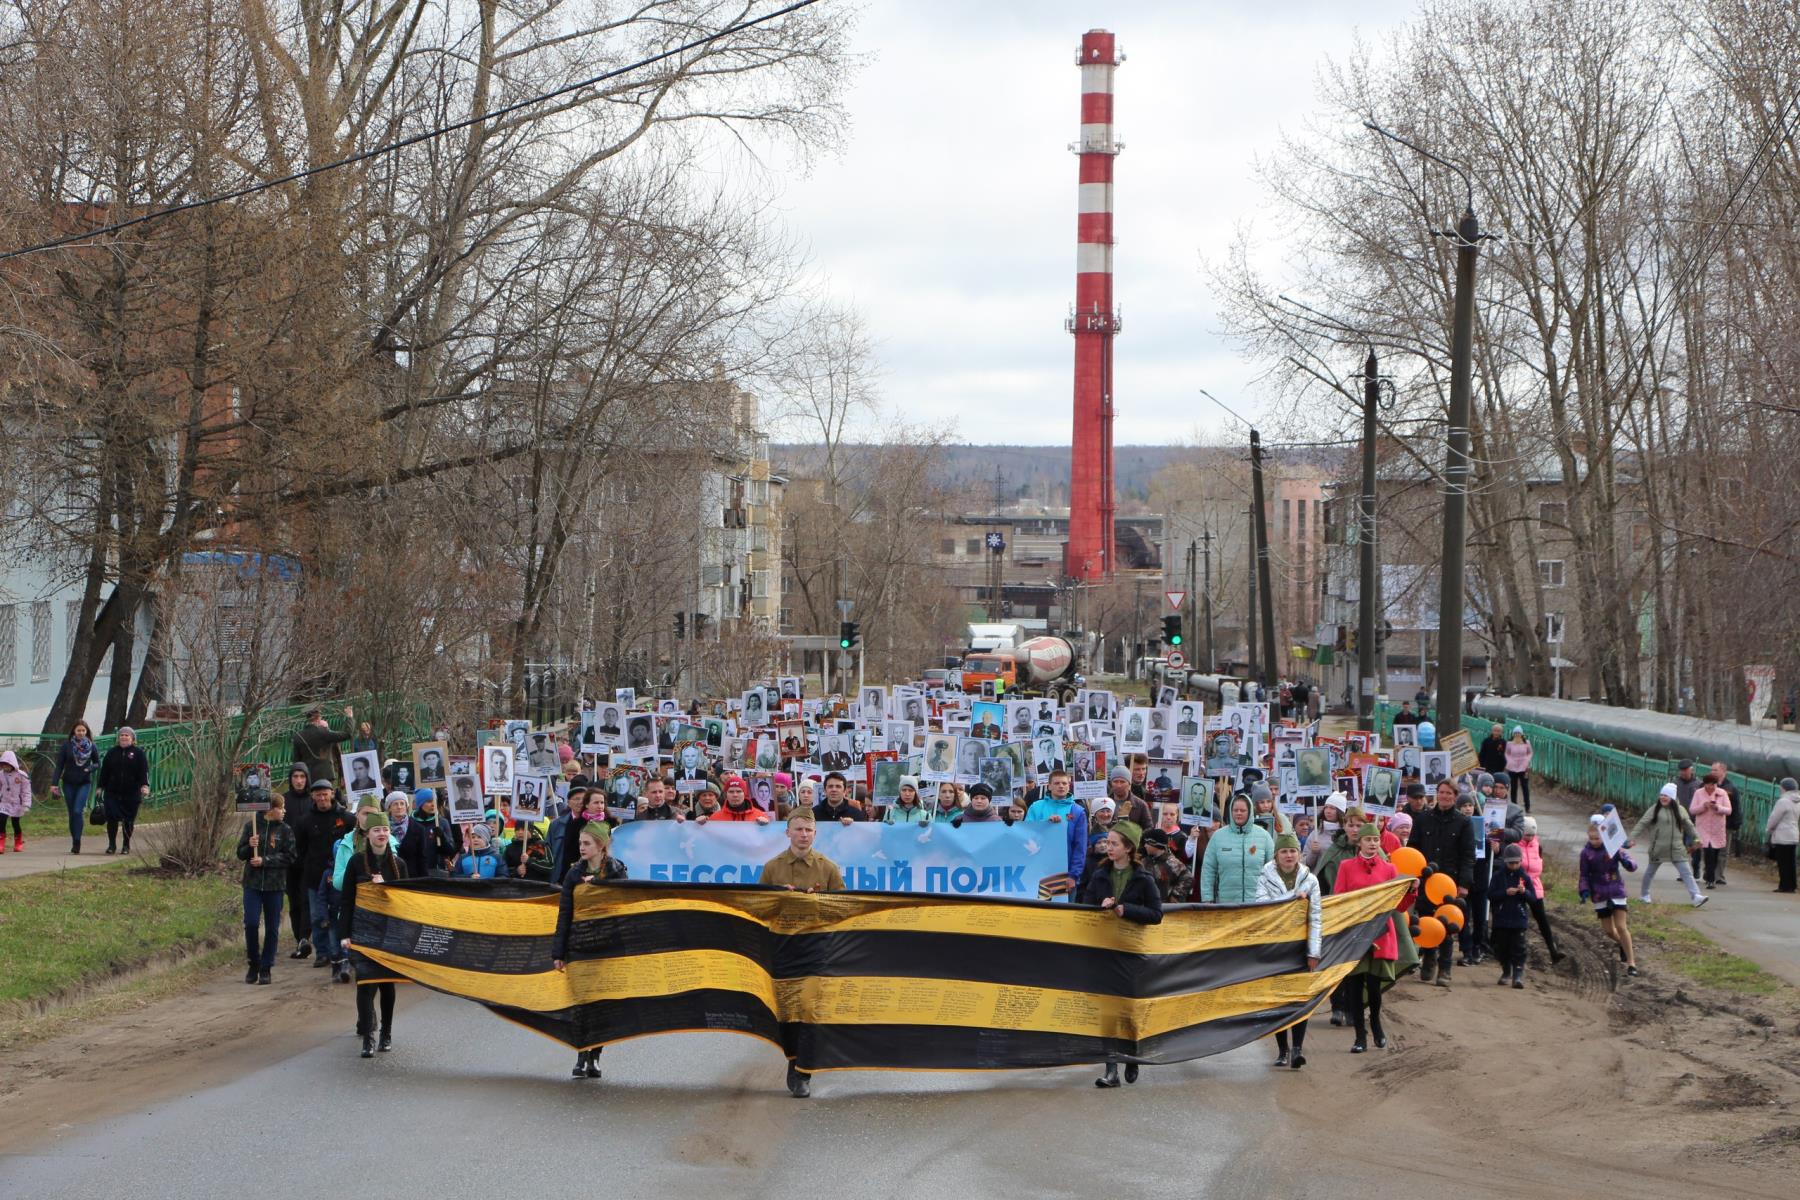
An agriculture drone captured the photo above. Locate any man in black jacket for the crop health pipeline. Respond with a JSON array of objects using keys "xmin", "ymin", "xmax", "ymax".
[
  {"xmin": 292, "ymin": 706, "xmax": 355, "ymax": 786},
  {"xmin": 1410, "ymin": 779, "xmax": 1475, "ymax": 986},
  {"xmin": 1477, "ymin": 723, "xmax": 1508, "ymax": 774},
  {"xmin": 292, "ymin": 780, "xmax": 354, "ymax": 973}
]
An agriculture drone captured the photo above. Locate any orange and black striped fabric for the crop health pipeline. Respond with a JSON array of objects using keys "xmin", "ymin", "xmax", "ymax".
[{"xmin": 351, "ymin": 877, "xmax": 1411, "ymax": 1070}]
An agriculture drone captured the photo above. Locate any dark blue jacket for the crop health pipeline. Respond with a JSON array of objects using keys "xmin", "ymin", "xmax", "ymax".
[{"xmin": 1488, "ymin": 865, "xmax": 1533, "ymax": 929}]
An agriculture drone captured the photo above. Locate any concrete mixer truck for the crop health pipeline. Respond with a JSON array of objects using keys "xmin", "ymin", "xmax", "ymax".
[{"xmin": 959, "ymin": 635, "xmax": 1082, "ymax": 700}]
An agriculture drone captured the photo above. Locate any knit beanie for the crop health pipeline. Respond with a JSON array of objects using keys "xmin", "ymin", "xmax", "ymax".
[
  {"xmin": 1501, "ymin": 843, "xmax": 1524, "ymax": 863},
  {"xmin": 1387, "ymin": 812, "xmax": 1413, "ymax": 834},
  {"xmin": 722, "ymin": 775, "xmax": 748, "ymax": 795},
  {"xmin": 1249, "ymin": 782, "xmax": 1273, "ymax": 804},
  {"xmin": 413, "ymin": 787, "xmax": 436, "ymax": 807},
  {"xmin": 1112, "ymin": 819, "xmax": 1143, "ymax": 849},
  {"xmin": 898, "ymin": 775, "xmax": 920, "ymax": 797},
  {"xmin": 1108, "ymin": 765, "xmax": 1131, "ymax": 783}
]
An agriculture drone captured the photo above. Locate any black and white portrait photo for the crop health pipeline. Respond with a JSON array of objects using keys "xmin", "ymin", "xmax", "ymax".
[
  {"xmin": 341, "ymin": 750, "xmax": 382, "ymax": 800},
  {"xmin": 413, "ymin": 742, "xmax": 448, "ymax": 785},
  {"xmin": 481, "ymin": 745, "xmax": 513, "ymax": 794}
]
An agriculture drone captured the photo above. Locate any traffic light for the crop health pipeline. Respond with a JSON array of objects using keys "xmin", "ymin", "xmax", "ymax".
[
  {"xmin": 1161, "ymin": 615, "xmax": 1183, "ymax": 647},
  {"xmin": 674, "ymin": 612, "xmax": 685, "ymax": 640},
  {"xmin": 838, "ymin": 620, "xmax": 860, "ymax": 650}
]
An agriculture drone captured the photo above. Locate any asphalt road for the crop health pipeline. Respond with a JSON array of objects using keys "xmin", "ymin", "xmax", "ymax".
[{"xmin": 2, "ymin": 992, "xmax": 1303, "ymax": 1200}]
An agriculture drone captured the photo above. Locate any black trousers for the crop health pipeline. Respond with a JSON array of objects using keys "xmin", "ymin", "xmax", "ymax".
[
  {"xmin": 1491, "ymin": 927, "xmax": 1526, "ymax": 973},
  {"xmin": 1509, "ymin": 772, "xmax": 1530, "ymax": 810},
  {"xmin": 1349, "ymin": 974, "xmax": 1383, "ymax": 1038},
  {"xmin": 1773, "ymin": 844, "xmax": 1797, "ymax": 893},
  {"xmin": 1700, "ymin": 846, "xmax": 1723, "ymax": 885},
  {"xmin": 285, "ymin": 867, "xmax": 311, "ymax": 940},
  {"xmin": 356, "ymin": 982, "xmax": 396, "ymax": 1037},
  {"xmin": 1275, "ymin": 1020, "xmax": 1307, "ymax": 1055},
  {"xmin": 1525, "ymin": 897, "xmax": 1557, "ymax": 954}
]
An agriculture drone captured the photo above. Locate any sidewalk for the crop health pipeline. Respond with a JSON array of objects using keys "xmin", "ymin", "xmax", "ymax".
[
  {"xmin": 1528, "ymin": 787, "xmax": 1800, "ymax": 988},
  {"xmin": 0, "ymin": 823, "xmax": 167, "ymax": 882}
]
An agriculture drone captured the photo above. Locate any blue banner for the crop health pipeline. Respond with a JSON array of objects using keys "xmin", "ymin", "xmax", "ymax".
[{"xmin": 610, "ymin": 820, "xmax": 1071, "ymax": 900}]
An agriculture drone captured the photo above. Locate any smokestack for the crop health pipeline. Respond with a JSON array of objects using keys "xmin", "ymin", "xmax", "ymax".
[{"xmin": 1064, "ymin": 28, "xmax": 1121, "ymax": 583}]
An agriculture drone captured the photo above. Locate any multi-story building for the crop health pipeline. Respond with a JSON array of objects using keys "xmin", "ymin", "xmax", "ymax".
[{"xmin": 697, "ymin": 386, "xmax": 785, "ymax": 634}]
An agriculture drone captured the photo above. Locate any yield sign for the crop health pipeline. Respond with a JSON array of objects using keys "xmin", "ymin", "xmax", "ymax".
[{"xmin": 1164, "ymin": 591, "xmax": 1187, "ymax": 611}]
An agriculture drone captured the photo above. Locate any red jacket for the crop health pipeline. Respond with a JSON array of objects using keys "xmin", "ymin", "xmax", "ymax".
[
  {"xmin": 1334, "ymin": 854, "xmax": 1402, "ymax": 961},
  {"xmin": 709, "ymin": 803, "xmax": 767, "ymax": 823}
]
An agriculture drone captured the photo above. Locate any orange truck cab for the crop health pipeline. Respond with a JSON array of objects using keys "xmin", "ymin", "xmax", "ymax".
[{"xmin": 960, "ymin": 652, "xmax": 1017, "ymax": 693}]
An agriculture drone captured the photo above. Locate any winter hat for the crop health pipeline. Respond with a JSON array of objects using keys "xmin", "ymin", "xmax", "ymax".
[
  {"xmin": 1520, "ymin": 815, "xmax": 1538, "ymax": 836},
  {"xmin": 1510, "ymin": 726, "xmax": 1523, "ymax": 736},
  {"xmin": 470, "ymin": 822, "xmax": 493, "ymax": 843},
  {"xmin": 413, "ymin": 787, "xmax": 436, "ymax": 808},
  {"xmin": 1500, "ymin": 828, "xmax": 1521, "ymax": 845},
  {"xmin": 309, "ymin": 778, "xmax": 335, "ymax": 793},
  {"xmin": 1474, "ymin": 772, "xmax": 1494, "ymax": 790},
  {"xmin": 722, "ymin": 775, "xmax": 748, "ymax": 795},
  {"xmin": 1142, "ymin": 827, "xmax": 1171, "ymax": 847},
  {"xmin": 1387, "ymin": 812, "xmax": 1413, "ymax": 835},
  {"xmin": 1112, "ymin": 819, "xmax": 1144, "ymax": 849},
  {"xmin": 384, "ymin": 790, "xmax": 410, "ymax": 812},
  {"xmin": 1092, "ymin": 796, "xmax": 1117, "ymax": 815},
  {"xmin": 1658, "ymin": 782, "xmax": 1680, "ymax": 800},
  {"xmin": 1588, "ymin": 814, "xmax": 1606, "ymax": 827},
  {"xmin": 1500, "ymin": 843, "xmax": 1524, "ymax": 864},
  {"xmin": 773, "ymin": 772, "xmax": 793, "ymax": 786},
  {"xmin": 1490, "ymin": 770, "xmax": 1510, "ymax": 786},
  {"xmin": 699, "ymin": 780, "xmax": 722, "ymax": 797},
  {"xmin": 1677, "ymin": 759, "xmax": 1694, "ymax": 771},
  {"xmin": 898, "ymin": 775, "xmax": 920, "ymax": 797},
  {"xmin": 1249, "ymin": 782, "xmax": 1273, "ymax": 804},
  {"xmin": 968, "ymin": 782, "xmax": 993, "ymax": 799},
  {"xmin": 1108, "ymin": 765, "xmax": 1132, "ymax": 783},
  {"xmin": 1323, "ymin": 792, "xmax": 1348, "ymax": 814},
  {"xmin": 1274, "ymin": 832, "xmax": 1301, "ymax": 853},
  {"xmin": 117, "ymin": 726, "xmax": 136, "ymax": 740},
  {"xmin": 1783, "ymin": 777, "xmax": 1799, "ymax": 792}
]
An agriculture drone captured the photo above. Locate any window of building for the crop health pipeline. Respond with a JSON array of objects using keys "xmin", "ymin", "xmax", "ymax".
[
  {"xmin": 67, "ymin": 599, "xmax": 82, "ymax": 656},
  {"xmin": 30, "ymin": 601, "xmax": 50, "ymax": 682},
  {"xmin": 939, "ymin": 538, "xmax": 955, "ymax": 555},
  {"xmin": 1544, "ymin": 612, "xmax": 1565, "ymax": 644},
  {"xmin": 1537, "ymin": 500, "xmax": 1567, "ymax": 530},
  {"xmin": 1537, "ymin": 559, "xmax": 1565, "ymax": 588},
  {"xmin": 966, "ymin": 538, "xmax": 981, "ymax": 555},
  {"xmin": 752, "ymin": 570, "xmax": 770, "ymax": 599},
  {"xmin": 779, "ymin": 607, "xmax": 793, "ymax": 629},
  {"xmin": 0, "ymin": 605, "xmax": 13, "ymax": 686}
]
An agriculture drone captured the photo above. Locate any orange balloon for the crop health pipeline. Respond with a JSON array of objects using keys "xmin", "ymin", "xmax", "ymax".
[
  {"xmin": 1424, "ymin": 872, "xmax": 1458, "ymax": 906},
  {"xmin": 1415, "ymin": 915, "xmax": 1447, "ymax": 948},
  {"xmin": 1390, "ymin": 847, "xmax": 1426, "ymax": 878},
  {"xmin": 1435, "ymin": 903, "xmax": 1465, "ymax": 930}
]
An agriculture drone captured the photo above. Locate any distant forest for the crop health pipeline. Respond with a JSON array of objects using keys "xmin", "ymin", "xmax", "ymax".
[{"xmin": 769, "ymin": 444, "xmax": 1201, "ymax": 508}]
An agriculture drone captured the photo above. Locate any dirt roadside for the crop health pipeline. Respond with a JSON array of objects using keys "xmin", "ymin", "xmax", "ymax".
[{"xmin": 0, "ymin": 960, "xmax": 348, "ymax": 1155}]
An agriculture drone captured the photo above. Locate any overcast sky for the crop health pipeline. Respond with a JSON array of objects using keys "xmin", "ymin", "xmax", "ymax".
[{"xmin": 770, "ymin": 0, "xmax": 1420, "ymax": 445}]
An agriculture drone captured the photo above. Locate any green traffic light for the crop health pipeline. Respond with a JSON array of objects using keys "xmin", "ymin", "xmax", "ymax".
[{"xmin": 1170, "ymin": 633, "xmax": 1182, "ymax": 645}]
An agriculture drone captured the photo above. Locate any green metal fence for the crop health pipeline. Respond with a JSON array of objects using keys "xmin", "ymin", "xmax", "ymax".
[
  {"xmin": 1, "ymin": 694, "xmax": 435, "ymax": 811},
  {"xmin": 1373, "ymin": 703, "xmax": 1778, "ymax": 850}
]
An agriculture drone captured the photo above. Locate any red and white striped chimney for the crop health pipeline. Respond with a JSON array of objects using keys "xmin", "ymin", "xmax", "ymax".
[{"xmin": 1065, "ymin": 28, "xmax": 1121, "ymax": 582}]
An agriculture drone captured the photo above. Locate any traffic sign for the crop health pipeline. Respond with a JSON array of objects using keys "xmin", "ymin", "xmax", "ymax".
[
  {"xmin": 1166, "ymin": 651, "xmax": 1186, "ymax": 669},
  {"xmin": 1165, "ymin": 591, "xmax": 1187, "ymax": 610}
]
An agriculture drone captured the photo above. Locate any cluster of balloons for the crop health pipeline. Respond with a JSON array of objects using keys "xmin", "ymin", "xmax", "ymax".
[{"xmin": 1387, "ymin": 845, "xmax": 1462, "ymax": 950}]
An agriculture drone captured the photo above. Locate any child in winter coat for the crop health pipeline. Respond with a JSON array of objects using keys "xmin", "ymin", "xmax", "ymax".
[
  {"xmin": 1578, "ymin": 818, "xmax": 1639, "ymax": 977},
  {"xmin": 0, "ymin": 750, "xmax": 32, "ymax": 852},
  {"xmin": 1256, "ymin": 834, "xmax": 1322, "ymax": 1069},
  {"xmin": 1488, "ymin": 844, "xmax": 1534, "ymax": 988}
]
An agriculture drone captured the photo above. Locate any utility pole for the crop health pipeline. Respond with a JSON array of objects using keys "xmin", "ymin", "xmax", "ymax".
[
  {"xmin": 1246, "ymin": 505, "xmax": 1258, "ymax": 683},
  {"xmin": 1199, "ymin": 528, "xmax": 1215, "ymax": 673},
  {"xmin": 1184, "ymin": 539, "xmax": 1198, "ymax": 671},
  {"xmin": 1435, "ymin": 206, "xmax": 1481, "ymax": 725},
  {"xmin": 1356, "ymin": 349, "xmax": 1381, "ymax": 725},
  {"xmin": 1250, "ymin": 429, "xmax": 1278, "ymax": 689}
]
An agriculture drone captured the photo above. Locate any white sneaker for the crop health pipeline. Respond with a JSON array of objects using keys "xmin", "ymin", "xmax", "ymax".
[
  {"xmin": 1638, "ymin": 895, "xmax": 1653, "ymax": 904},
  {"xmin": 1692, "ymin": 894, "xmax": 1709, "ymax": 908}
]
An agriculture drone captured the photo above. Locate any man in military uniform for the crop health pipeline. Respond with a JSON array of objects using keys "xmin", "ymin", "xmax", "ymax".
[{"xmin": 759, "ymin": 812, "xmax": 844, "ymax": 1098}]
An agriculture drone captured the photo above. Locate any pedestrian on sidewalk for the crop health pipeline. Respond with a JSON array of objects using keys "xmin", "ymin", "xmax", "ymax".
[
  {"xmin": 237, "ymin": 795, "xmax": 296, "ymax": 984},
  {"xmin": 553, "ymin": 823, "xmax": 626, "ymax": 1081},
  {"xmin": 1713, "ymin": 762, "xmax": 1742, "ymax": 877},
  {"xmin": 1081, "ymin": 820, "xmax": 1162, "ymax": 1088},
  {"xmin": 1766, "ymin": 778, "xmax": 1798, "ymax": 894},
  {"xmin": 96, "ymin": 728, "xmax": 150, "ymax": 854},
  {"xmin": 1577, "ymin": 817, "xmax": 1638, "ymax": 977},
  {"xmin": 1455, "ymin": 792, "xmax": 1490, "ymax": 966},
  {"xmin": 1632, "ymin": 783, "xmax": 1707, "ymax": 906},
  {"xmin": 281, "ymin": 765, "xmax": 315, "ymax": 959},
  {"xmin": 1410, "ymin": 780, "xmax": 1474, "ymax": 986},
  {"xmin": 0, "ymin": 750, "xmax": 30, "ymax": 853},
  {"xmin": 1478, "ymin": 723, "xmax": 1507, "ymax": 774},
  {"xmin": 50, "ymin": 721, "xmax": 98, "ymax": 853},
  {"xmin": 1689, "ymin": 771, "xmax": 1732, "ymax": 889},
  {"xmin": 1504, "ymin": 728, "xmax": 1533, "ymax": 812}
]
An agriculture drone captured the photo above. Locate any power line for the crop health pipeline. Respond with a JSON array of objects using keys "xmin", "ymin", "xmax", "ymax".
[{"xmin": 0, "ymin": 0, "xmax": 823, "ymax": 262}]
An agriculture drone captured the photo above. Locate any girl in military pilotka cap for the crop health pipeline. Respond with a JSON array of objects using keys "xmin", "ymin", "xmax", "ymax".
[
  {"xmin": 1078, "ymin": 819, "xmax": 1164, "ymax": 1089},
  {"xmin": 336, "ymin": 812, "xmax": 406, "ymax": 1058}
]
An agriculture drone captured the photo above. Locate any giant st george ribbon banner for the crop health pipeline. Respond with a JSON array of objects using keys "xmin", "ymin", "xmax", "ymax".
[{"xmin": 351, "ymin": 877, "xmax": 1412, "ymax": 1070}]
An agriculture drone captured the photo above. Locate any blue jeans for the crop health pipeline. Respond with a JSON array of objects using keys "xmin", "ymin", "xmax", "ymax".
[
  {"xmin": 243, "ymin": 887, "xmax": 284, "ymax": 969},
  {"xmin": 310, "ymin": 877, "xmax": 343, "ymax": 962},
  {"xmin": 63, "ymin": 782, "xmax": 91, "ymax": 843}
]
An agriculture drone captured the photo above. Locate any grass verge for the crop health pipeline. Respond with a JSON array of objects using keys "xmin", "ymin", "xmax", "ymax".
[
  {"xmin": 1541, "ymin": 866, "xmax": 1782, "ymax": 996},
  {"xmin": 0, "ymin": 861, "xmax": 238, "ymax": 1009}
]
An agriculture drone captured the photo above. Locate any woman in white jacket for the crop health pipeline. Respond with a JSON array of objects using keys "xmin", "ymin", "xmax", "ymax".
[
  {"xmin": 1767, "ymin": 777, "xmax": 1799, "ymax": 894},
  {"xmin": 1257, "ymin": 832, "xmax": 1322, "ymax": 1069}
]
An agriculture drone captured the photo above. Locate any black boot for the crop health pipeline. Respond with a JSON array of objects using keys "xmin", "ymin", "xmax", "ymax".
[
  {"xmin": 572, "ymin": 1052, "xmax": 589, "ymax": 1079},
  {"xmin": 360, "ymin": 1035, "xmax": 375, "ymax": 1059},
  {"xmin": 786, "ymin": 1063, "xmax": 811, "ymax": 1098},
  {"xmin": 1124, "ymin": 1063, "xmax": 1139, "ymax": 1084},
  {"xmin": 378, "ymin": 1030, "xmax": 392, "ymax": 1052},
  {"xmin": 1351, "ymin": 1015, "xmax": 1367, "ymax": 1053},
  {"xmin": 105, "ymin": 839, "xmax": 116, "ymax": 855},
  {"xmin": 245, "ymin": 963, "xmax": 259, "ymax": 984},
  {"xmin": 291, "ymin": 940, "xmax": 312, "ymax": 961},
  {"xmin": 586, "ymin": 1046, "xmax": 602, "ymax": 1079},
  {"xmin": 1095, "ymin": 1062, "xmax": 1121, "ymax": 1088},
  {"xmin": 258, "ymin": 969, "xmax": 272, "ymax": 985},
  {"xmin": 1273, "ymin": 1049, "xmax": 1290, "ymax": 1068},
  {"xmin": 1372, "ymin": 1015, "xmax": 1387, "ymax": 1049},
  {"xmin": 71, "ymin": 841, "xmax": 80, "ymax": 854}
]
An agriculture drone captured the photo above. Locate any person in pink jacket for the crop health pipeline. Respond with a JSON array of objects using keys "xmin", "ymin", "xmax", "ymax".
[
  {"xmin": 1689, "ymin": 776, "xmax": 1732, "ymax": 888},
  {"xmin": 1515, "ymin": 817, "xmax": 1562, "ymax": 962},
  {"xmin": 0, "ymin": 750, "xmax": 31, "ymax": 852},
  {"xmin": 1503, "ymin": 727, "xmax": 1533, "ymax": 811}
]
